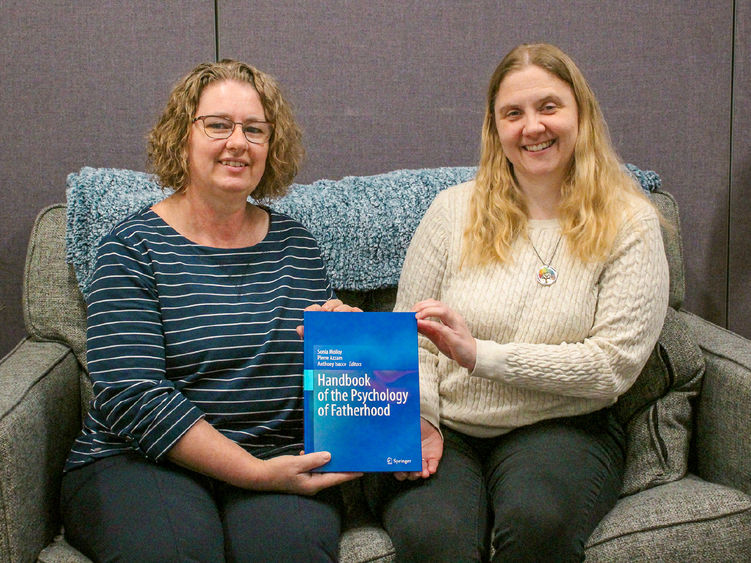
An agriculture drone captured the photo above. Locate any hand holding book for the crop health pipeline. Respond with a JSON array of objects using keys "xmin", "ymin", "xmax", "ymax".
[
  {"xmin": 394, "ymin": 417, "xmax": 444, "ymax": 481},
  {"xmin": 414, "ymin": 298, "xmax": 477, "ymax": 371},
  {"xmin": 296, "ymin": 299, "xmax": 363, "ymax": 339},
  {"xmin": 250, "ymin": 451, "xmax": 363, "ymax": 495}
]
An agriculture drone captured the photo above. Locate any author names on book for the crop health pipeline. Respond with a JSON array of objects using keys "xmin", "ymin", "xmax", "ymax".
[{"xmin": 315, "ymin": 347, "xmax": 362, "ymax": 368}]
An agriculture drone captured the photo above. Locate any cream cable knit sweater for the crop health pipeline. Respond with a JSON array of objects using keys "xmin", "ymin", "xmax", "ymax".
[{"xmin": 395, "ymin": 181, "xmax": 669, "ymax": 437}]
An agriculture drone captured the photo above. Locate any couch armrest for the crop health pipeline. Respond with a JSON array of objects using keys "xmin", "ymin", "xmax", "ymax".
[
  {"xmin": 0, "ymin": 339, "xmax": 82, "ymax": 563},
  {"xmin": 680, "ymin": 310, "xmax": 751, "ymax": 495}
]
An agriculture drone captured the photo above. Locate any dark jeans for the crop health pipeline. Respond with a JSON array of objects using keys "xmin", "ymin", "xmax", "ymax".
[
  {"xmin": 61, "ymin": 453, "xmax": 343, "ymax": 563},
  {"xmin": 363, "ymin": 409, "xmax": 625, "ymax": 563}
]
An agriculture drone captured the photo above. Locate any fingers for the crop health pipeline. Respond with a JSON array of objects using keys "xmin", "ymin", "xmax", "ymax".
[
  {"xmin": 305, "ymin": 300, "xmax": 363, "ymax": 313},
  {"xmin": 306, "ymin": 471, "xmax": 363, "ymax": 492},
  {"xmin": 413, "ymin": 298, "xmax": 446, "ymax": 315},
  {"xmin": 414, "ymin": 301, "xmax": 458, "ymax": 326},
  {"xmin": 425, "ymin": 456, "xmax": 440, "ymax": 475},
  {"xmin": 297, "ymin": 451, "xmax": 333, "ymax": 471},
  {"xmin": 320, "ymin": 299, "xmax": 344, "ymax": 311},
  {"xmin": 299, "ymin": 302, "xmax": 362, "ymax": 341},
  {"xmin": 394, "ymin": 470, "xmax": 424, "ymax": 481},
  {"xmin": 393, "ymin": 454, "xmax": 437, "ymax": 481},
  {"xmin": 325, "ymin": 301, "xmax": 363, "ymax": 312},
  {"xmin": 294, "ymin": 453, "xmax": 362, "ymax": 494},
  {"xmin": 413, "ymin": 300, "xmax": 476, "ymax": 370},
  {"xmin": 294, "ymin": 472, "xmax": 361, "ymax": 496},
  {"xmin": 416, "ymin": 318, "xmax": 445, "ymax": 339}
]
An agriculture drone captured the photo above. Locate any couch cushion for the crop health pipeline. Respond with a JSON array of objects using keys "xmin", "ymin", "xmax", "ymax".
[
  {"xmin": 585, "ymin": 474, "xmax": 751, "ymax": 561},
  {"xmin": 340, "ymin": 526, "xmax": 395, "ymax": 563},
  {"xmin": 0, "ymin": 340, "xmax": 82, "ymax": 563},
  {"xmin": 650, "ymin": 190, "xmax": 684, "ymax": 309},
  {"xmin": 615, "ymin": 307, "xmax": 705, "ymax": 496},
  {"xmin": 23, "ymin": 204, "xmax": 87, "ymax": 367}
]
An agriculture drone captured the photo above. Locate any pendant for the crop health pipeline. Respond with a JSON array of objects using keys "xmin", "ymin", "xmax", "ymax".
[{"xmin": 536, "ymin": 265, "xmax": 558, "ymax": 286}]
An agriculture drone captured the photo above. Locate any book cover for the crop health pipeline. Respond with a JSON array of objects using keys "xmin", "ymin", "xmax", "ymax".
[{"xmin": 303, "ymin": 311, "xmax": 422, "ymax": 472}]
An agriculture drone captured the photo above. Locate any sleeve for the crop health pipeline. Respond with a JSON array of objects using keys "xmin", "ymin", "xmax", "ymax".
[
  {"xmin": 471, "ymin": 204, "xmax": 670, "ymax": 400},
  {"xmin": 85, "ymin": 232, "xmax": 205, "ymax": 461},
  {"xmin": 393, "ymin": 192, "xmax": 452, "ymax": 428}
]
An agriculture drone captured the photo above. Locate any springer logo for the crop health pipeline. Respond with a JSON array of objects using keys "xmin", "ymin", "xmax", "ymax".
[{"xmin": 387, "ymin": 457, "xmax": 412, "ymax": 465}]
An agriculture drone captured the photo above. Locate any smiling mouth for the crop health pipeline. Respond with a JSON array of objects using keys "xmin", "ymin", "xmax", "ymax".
[
  {"xmin": 220, "ymin": 160, "xmax": 248, "ymax": 167},
  {"xmin": 524, "ymin": 139, "xmax": 555, "ymax": 152}
]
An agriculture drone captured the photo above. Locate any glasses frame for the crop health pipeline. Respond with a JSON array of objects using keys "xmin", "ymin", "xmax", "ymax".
[{"xmin": 192, "ymin": 115, "xmax": 274, "ymax": 145}]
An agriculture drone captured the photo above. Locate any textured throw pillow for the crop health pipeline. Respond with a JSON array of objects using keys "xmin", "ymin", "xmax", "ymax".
[
  {"xmin": 615, "ymin": 307, "xmax": 705, "ymax": 496},
  {"xmin": 66, "ymin": 164, "xmax": 661, "ymax": 297}
]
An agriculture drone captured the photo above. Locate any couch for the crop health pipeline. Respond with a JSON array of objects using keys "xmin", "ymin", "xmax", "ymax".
[{"xmin": 1, "ymin": 167, "xmax": 750, "ymax": 562}]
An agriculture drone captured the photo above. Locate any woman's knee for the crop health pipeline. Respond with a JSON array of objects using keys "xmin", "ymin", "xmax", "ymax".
[
  {"xmin": 222, "ymin": 489, "xmax": 342, "ymax": 563},
  {"xmin": 61, "ymin": 455, "xmax": 224, "ymax": 562},
  {"xmin": 493, "ymin": 499, "xmax": 583, "ymax": 561},
  {"xmin": 387, "ymin": 512, "xmax": 486, "ymax": 563},
  {"xmin": 380, "ymin": 485, "xmax": 488, "ymax": 562}
]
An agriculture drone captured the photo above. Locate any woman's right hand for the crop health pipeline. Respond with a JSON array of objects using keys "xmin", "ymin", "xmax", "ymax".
[
  {"xmin": 414, "ymin": 299, "xmax": 477, "ymax": 371},
  {"xmin": 251, "ymin": 451, "xmax": 362, "ymax": 495}
]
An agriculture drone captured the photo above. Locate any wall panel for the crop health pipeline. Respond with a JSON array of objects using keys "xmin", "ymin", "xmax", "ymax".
[
  {"xmin": 219, "ymin": 0, "xmax": 732, "ymax": 328},
  {"xmin": 0, "ymin": 1, "xmax": 744, "ymax": 357},
  {"xmin": 0, "ymin": 1, "xmax": 215, "ymax": 356},
  {"xmin": 730, "ymin": 0, "xmax": 751, "ymax": 338}
]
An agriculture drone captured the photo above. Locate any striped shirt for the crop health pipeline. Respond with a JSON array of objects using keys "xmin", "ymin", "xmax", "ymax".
[{"xmin": 65, "ymin": 207, "xmax": 334, "ymax": 471}]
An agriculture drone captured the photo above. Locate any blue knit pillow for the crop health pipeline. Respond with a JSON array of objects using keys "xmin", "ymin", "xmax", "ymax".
[{"xmin": 65, "ymin": 164, "xmax": 660, "ymax": 297}]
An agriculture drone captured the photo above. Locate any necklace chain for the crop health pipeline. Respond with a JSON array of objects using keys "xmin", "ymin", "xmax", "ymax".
[
  {"xmin": 530, "ymin": 233, "xmax": 562, "ymax": 266},
  {"xmin": 529, "ymin": 233, "xmax": 562, "ymax": 286}
]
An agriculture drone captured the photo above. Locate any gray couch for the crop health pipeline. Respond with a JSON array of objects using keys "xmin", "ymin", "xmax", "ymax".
[{"xmin": 2, "ymin": 180, "xmax": 751, "ymax": 562}]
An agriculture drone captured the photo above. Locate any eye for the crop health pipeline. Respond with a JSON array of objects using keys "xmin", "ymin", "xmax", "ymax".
[
  {"xmin": 243, "ymin": 123, "xmax": 264, "ymax": 135},
  {"xmin": 205, "ymin": 118, "xmax": 232, "ymax": 131},
  {"xmin": 503, "ymin": 109, "xmax": 522, "ymax": 120},
  {"xmin": 540, "ymin": 103, "xmax": 558, "ymax": 113}
]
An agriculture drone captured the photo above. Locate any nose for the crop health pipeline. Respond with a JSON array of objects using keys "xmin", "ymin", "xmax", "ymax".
[
  {"xmin": 226, "ymin": 123, "xmax": 248, "ymax": 147},
  {"xmin": 523, "ymin": 113, "xmax": 545, "ymax": 135}
]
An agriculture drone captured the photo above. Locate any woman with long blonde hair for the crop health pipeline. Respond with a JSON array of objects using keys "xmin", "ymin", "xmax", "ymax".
[{"xmin": 365, "ymin": 43, "xmax": 669, "ymax": 562}]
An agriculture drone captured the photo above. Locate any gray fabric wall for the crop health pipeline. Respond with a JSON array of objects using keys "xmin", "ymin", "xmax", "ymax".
[{"xmin": 1, "ymin": 1, "xmax": 748, "ymax": 358}]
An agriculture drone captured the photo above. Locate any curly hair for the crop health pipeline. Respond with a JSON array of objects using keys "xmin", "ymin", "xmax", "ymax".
[
  {"xmin": 463, "ymin": 43, "xmax": 650, "ymax": 266},
  {"xmin": 147, "ymin": 59, "xmax": 304, "ymax": 200}
]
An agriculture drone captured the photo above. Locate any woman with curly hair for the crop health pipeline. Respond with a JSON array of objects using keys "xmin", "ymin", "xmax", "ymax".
[
  {"xmin": 61, "ymin": 59, "xmax": 360, "ymax": 562},
  {"xmin": 364, "ymin": 43, "xmax": 669, "ymax": 562}
]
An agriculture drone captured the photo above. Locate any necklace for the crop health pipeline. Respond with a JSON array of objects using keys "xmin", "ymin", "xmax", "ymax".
[{"xmin": 529, "ymin": 233, "xmax": 562, "ymax": 286}]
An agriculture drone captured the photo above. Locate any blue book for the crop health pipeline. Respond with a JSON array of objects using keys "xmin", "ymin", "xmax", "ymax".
[{"xmin": 303, "ymin": 311, "xmax": 422, "ymax": 472}]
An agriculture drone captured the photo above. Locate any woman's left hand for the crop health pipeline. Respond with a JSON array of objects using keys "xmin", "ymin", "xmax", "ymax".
[
  {"xmin": 394, "ymin": 417, "xmax": 443, "ymax": 481},
  {"xmin": 414, "ymin": 299, "xmax": 476, "ymax": 371},
  {"xmin": 296, "ymin": 299, "xmax": 363, "ymax": 338}
]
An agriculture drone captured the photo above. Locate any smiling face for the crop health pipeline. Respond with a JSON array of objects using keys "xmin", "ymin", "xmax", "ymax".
[
  {"xmin": 494, "ymin": 65, "xmax": 579, "ymax": 192},
  {"xmin": 186, "ymin": 79, "xmax": 269, "ymax": 200}
]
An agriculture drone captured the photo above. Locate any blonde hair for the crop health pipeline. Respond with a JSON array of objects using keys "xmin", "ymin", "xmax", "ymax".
[
  {"xmin": 464, "ymin": 43, "xmax": 649, "ymax": 266},
  {"xmin": 147, "ymin": 59, "xmax": 304, "ymax": 200}
]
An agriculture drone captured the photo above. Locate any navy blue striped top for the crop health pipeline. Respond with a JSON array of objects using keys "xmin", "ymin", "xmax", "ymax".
[{"xmin": 65, "ymin": 207, "xmax": 335, "ymax": 471}]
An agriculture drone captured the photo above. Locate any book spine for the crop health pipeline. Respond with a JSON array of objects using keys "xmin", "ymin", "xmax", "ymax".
[{"xmin": 303, "ymin": 368, "xmax": 314, "ymax": 454}]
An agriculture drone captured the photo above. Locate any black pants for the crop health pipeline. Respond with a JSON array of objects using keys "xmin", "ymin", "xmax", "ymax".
[
  {"xmin": 364, "ymin": 409, "xmax": 625, "ymax": 563},
  {"xmin": 61, "ymin": 453, "xmax": 343, "ymax": 563}
]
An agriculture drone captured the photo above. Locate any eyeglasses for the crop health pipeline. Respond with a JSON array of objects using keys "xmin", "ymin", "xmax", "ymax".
[{"xmin": 192, "ymin": 115, "xmax": 273, "ymax": 144}]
